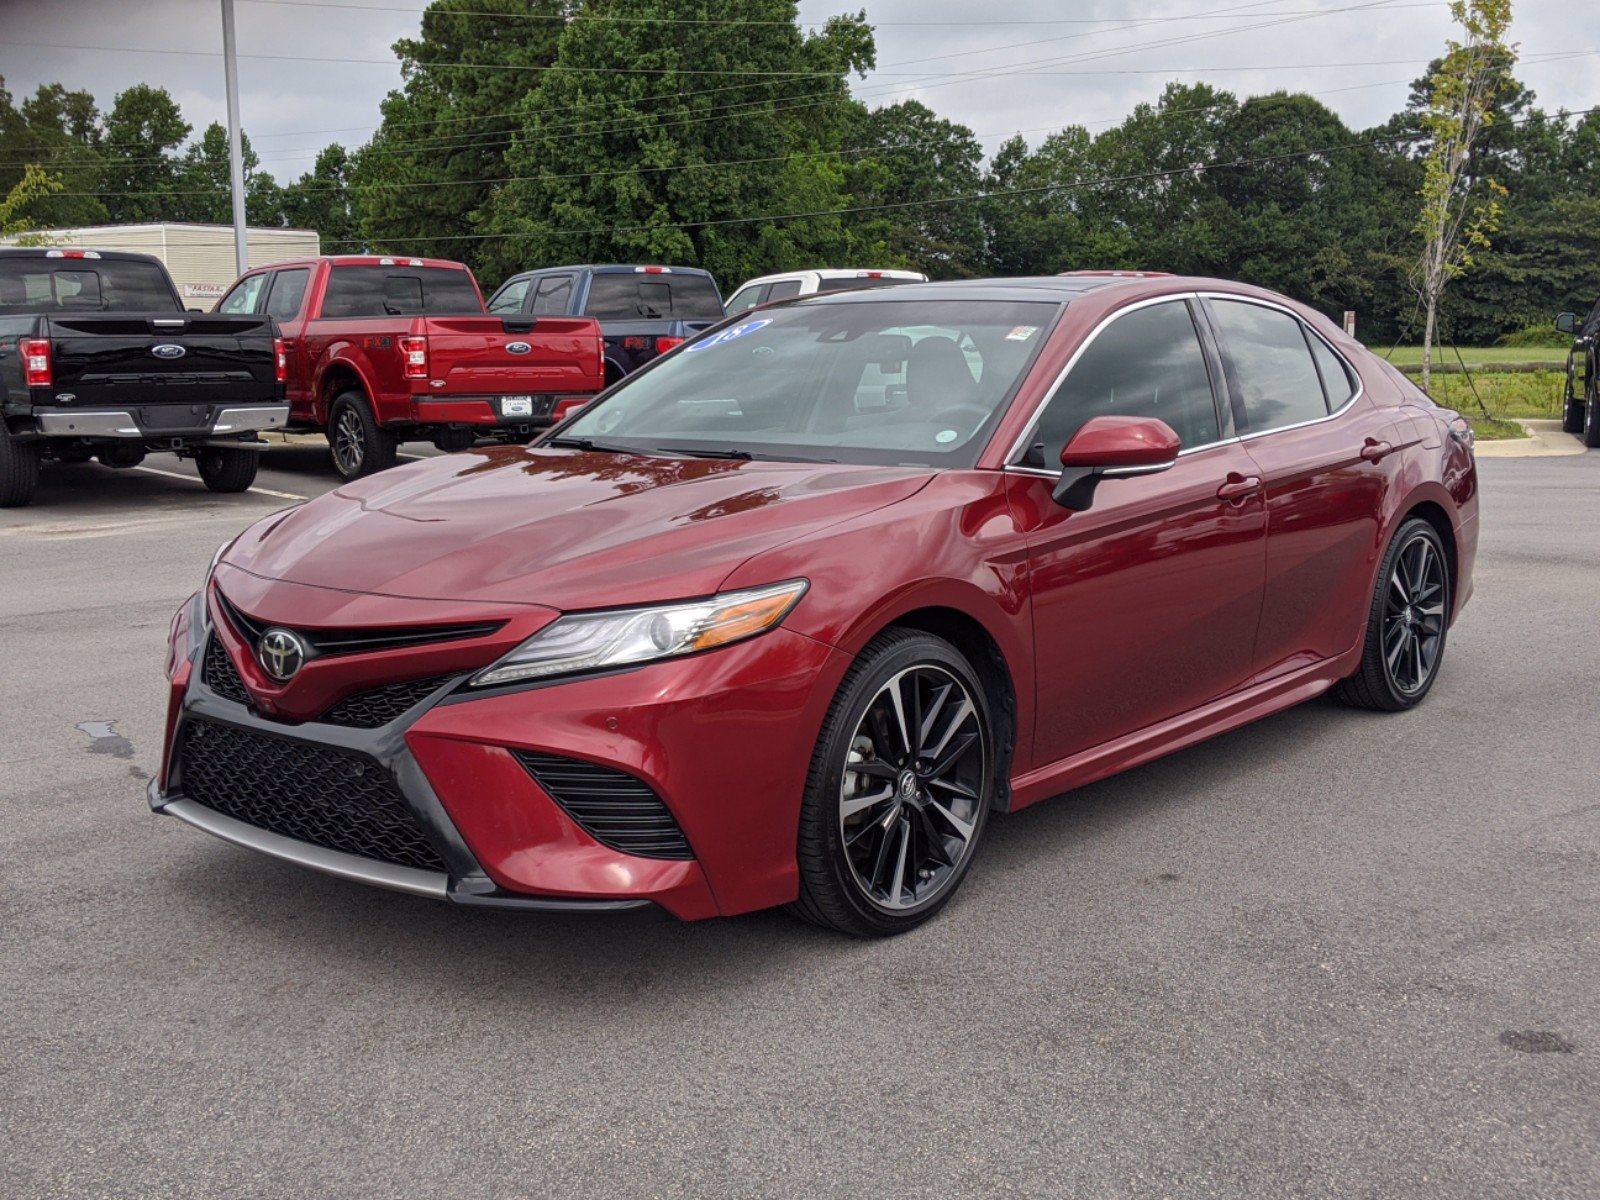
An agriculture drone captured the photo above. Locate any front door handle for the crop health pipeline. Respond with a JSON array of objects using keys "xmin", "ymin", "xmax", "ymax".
[
  {"xmin": 1360, "ymin": 438, "xmax": 1394, "ymax": 462},
  {"xmin": 1216, "ymin": 473, "xmax": 1262, "ymax": 503}
]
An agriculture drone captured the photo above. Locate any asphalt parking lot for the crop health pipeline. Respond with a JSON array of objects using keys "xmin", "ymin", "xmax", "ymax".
[{"xmin": 2, "ymin": 447, "xmax": 1596, "ymax": 1199}]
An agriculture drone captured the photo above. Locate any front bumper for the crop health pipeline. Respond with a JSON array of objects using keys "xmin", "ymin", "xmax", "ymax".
[
  {"xmin": 154, "ymin": 608, "xmax": 846, "ymax": 920},
  {"xmin": 35, "ymin": 402, "xmax": 288, "ymax": 440}
]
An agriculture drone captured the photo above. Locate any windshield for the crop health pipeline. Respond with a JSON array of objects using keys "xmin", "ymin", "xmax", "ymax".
[{"xmin": 559, "ymin": 298, "xmax": 1061, "ymax": 467}]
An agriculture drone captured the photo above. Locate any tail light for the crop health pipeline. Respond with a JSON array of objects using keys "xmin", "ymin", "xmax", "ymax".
[
  {"xmin": 273, "ymin": 337, "xmax": 288, "ymax": 384},
  {"xmin": 399, "ymin": 335, "xmax": 428, "ymax": 380},
  {"xmin": 655, "ymin": 336, "xmax": 685, "ymax": 354},
  {"xmin": 22, "ymin": 338, "xmax": 52, "ymax": 387},
  {"xmin": 553, "ymin": 396, "xmax": 590, "ymax": 423}
]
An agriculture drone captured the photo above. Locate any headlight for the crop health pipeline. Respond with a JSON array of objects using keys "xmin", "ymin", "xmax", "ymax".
[{"xmin": 469, "ymin": 579, "xmax": 808, "ymax": 688}]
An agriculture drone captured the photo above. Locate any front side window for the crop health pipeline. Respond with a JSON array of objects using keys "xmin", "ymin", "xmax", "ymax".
[
  {"xmin": 562, "ymin": 298, "xmax": 1060, "ymax": 467},
  {"xmin": 530, "ymin": 275, "xmax": 573, "ymax": 316},
  {"xmin": 1026, "ymin": 300, "xmax": 1220, "ymax": 464},
  {"xmin": 724, "ymin": 285, "xmax": 766, "ymax": 315},
  {"xmin": 1209, "ymin": 299, "xmax": 1328, "ymax": 433},
  {"xmin": 263, "ymin": 268, "xmax": 310, "ymax": 321},
  {"xmin": 218, "ymin": 273, "xmax": 267, "ymax": 314},
  {"xmin": 487, "ymin": 278, "xmax": 530, "ymax": 315}
]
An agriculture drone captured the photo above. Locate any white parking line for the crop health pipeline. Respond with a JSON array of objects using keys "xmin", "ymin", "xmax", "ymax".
[{"xmin": 131, "ymin": 464, "xmax": 307, "ymax": 502}]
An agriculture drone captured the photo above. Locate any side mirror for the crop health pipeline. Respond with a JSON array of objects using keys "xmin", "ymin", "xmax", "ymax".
[
  {"xmin": 1051, "ymin": 415, "xmax": 1181, "ymax": 510},
  {"xmin": 1556, "ymin": 312, "xmax": 1578, "ymax": 335}
]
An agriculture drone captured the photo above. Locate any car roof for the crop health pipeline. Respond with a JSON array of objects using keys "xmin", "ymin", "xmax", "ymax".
[
  {"xmin": 789, "ymin": 274, "xmax": 1297, "ymax": 306},
  {"xmin": 735, "ymin": 268, "xmax": 927, "ymax": 289},
  {"xmin": 510, "ymin": 264, "xmax": 717, "ymax": 279},
  {"xmin": 0, "ymin": 247, "xmax": 166, "ymax": 266},
  {"xmin": 247, "ymin": 255, "xmax": 471, "ymax": 271}
]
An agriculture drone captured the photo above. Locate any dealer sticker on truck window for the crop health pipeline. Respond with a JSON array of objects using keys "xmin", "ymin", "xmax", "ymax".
[
  {"xmin": 502, "ymin": 396, "xmax": 534, "ymax": 417},
  {"xmin": 1005, "ymin": 325, "xmax": 1038, "ymax": 342}
]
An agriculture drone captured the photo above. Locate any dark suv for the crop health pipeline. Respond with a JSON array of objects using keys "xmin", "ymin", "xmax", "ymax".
[
  {"xmin": 486, "ymin": 265, "xmax": 724, "ymax": 385},
  {"xmin": 1557, "ymin": 300, "xmax": 1600, "ymax": 447}
]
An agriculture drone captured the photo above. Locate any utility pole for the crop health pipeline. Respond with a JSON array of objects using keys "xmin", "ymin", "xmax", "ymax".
[{"xmin": 220, "ymin": 0, "xmax": 249, "ymax": 276}]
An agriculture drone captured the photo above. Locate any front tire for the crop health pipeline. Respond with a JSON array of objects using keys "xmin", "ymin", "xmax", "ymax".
[
  {"xmin": 328, "ymin": 392, "xmax": 397, "ymax": 480},
  {"xmin": 1335, "ymin": 517, "xmax": 1451, "ymax": 712},
  {"xmin": 196, "ymin": 446, "xmax": 259, "ymax": 493},
  {"xmin": 790, "ymin": 629, "xmax": 993, "ymax": 937},
  {"xmin": 1583, "ymin": 385, "xmax": 1600, "ymax": 449},
  {"xmin": 0, "ymin": 427, "xmax": 41, "ymax": 508}
]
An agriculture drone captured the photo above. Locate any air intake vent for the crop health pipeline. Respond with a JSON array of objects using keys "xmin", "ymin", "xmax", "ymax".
[
  {"xmin": 202, "ymin": 635, "xmax": 251, "ymax": 706},
  {"xmin": 179, "ymin": 718, "xmax": 447, "ymax": 873},
  {"xmin": 512, "ymin": 751, "xmax": 692, "ymax": 860},
  {"xmin": 322, "ymin": 675, "xmax": 457, "ymax": 728}
]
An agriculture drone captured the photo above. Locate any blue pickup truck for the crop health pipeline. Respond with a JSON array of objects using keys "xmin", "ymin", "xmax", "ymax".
[{"xmin": 487, "ymin": 265, "xmax": 725, "ymax": 386}]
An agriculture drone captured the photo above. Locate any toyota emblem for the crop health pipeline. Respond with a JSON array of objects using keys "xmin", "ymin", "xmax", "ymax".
[{"xmin": 257, "ymin": 628, "xmax": 307, "ymax": 681}]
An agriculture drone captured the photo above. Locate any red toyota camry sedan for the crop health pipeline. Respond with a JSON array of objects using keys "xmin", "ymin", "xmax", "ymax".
[{"xmin": 154, "ymin": 275, "xmax": 1478, "ymax": 936}]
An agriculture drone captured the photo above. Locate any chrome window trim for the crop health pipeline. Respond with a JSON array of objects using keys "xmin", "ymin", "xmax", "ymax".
[
  {"xmin": 1001, "ymin": 290, "xmax": 1365, "ymax": 471},
  {"xmin": 1197, "ymin": 292, "xmax": 1365, "ymax": 440}
]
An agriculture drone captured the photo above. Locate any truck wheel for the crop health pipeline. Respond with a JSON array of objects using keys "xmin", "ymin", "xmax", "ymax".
[
  {"xmin": 1562, "ymin": 385, "xmax": 1585, "ymax": 434},
  {"xmin": 1585, "ymin": 388, "xmax": 1600, "ymax": 450},
  {"xmin": 0, "ymin": 428, "xmax": 41, "ymax": 508},
  {"xmin": 328, "ymin": 392, "xmax": 397, "ymax": 480},
  {"xmin": 196, "ymin": 447, "xmax": 259, "ymax": 493},
  {"xmin": 96, "ymin": 444, "xmax": 146, "ymax": 469}
]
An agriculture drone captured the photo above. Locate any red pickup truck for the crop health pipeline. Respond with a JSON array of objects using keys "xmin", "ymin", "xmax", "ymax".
[{"xmin": 216, "ymin": 256, "xmax": 603, "ymax": 479}]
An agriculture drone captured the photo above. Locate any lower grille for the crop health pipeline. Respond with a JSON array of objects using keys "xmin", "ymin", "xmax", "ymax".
[
  {"xmin": 512, "ymin": 750, "xmax": 692, "ymax": 860},
  {"xmin": 178, "ymin": 718, "xmax": 448, "ymax": 873},
  {"xmin": 322, "ymin": 675, "xmax": 457, "ymax": 729},
  {"xmin": 203, "ymin": 635, "xmax": 251, "ymax": 706}
]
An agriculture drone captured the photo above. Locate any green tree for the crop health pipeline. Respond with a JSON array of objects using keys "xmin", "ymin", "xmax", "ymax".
[
  {"xmin": 282, "ymin": 143, "xmax": 360, "ymax": 249},
  {"xmin": 1411, "ymin": 0, "xmax": 1515, "ymax": 389},
  {"xmin": 171, "ymin": 122, "xmax": 282, "ymax": 226},
  {"xmin": 99, "ymin": 84, "xmax": 190, "ymax": 222},
  {"xmin": 353, "ymin": 0, "xmax": 572, "ymax": 267},
  {"xmin": 0, "ymin": 77, "xmax": 107, "ymax": 227},
  {"xmin": 483, "ymin": 0, "xmax": 874, "ymax": 290},
  {"xmin": 0, "ymin": 163, "xmax": 65, "ymax": 238}
]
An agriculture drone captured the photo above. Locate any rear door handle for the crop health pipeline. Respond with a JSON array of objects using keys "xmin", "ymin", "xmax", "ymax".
[
  {"xmin": 1216, "ymin": 473, "xmax": 1262, "ymax": 503},
  {"xmin": 1360, "ymin": 438, "xmax": 1394, "ymax": 462}
]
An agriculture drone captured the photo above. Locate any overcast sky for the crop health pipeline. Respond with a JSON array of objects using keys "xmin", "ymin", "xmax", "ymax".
[{"xmin": 0, "ymin": 0, "xmax": 1593, "ymax": 182}]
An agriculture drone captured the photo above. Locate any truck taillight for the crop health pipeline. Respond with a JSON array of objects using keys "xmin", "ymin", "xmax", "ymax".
[
  {"xmin": 273, "ymin": 337, "xmax": 288, "ymax": 384},
  {"xmin": 553, "ymin": 396, "xmax": 590, "ymax": 422},
  {"xmin": 22, "ymin": 338, "xmax": 51, "ymax": 387},
  {"xmin": 399, "ymin": 335, "xmax": 428, "ymax": 380},
  {"xmin": 655, "ymin": 336, "xmax": 685, "ymax": 354}
]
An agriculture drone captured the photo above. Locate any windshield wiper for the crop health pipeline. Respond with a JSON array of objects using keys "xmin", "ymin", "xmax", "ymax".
[
  {"xmin": 656, "ymin": 446, "xmax": 838, "ymax": 464},
  {"xmin": 544, "ymin": 435, "xmax": 638, "ymax": 455}
]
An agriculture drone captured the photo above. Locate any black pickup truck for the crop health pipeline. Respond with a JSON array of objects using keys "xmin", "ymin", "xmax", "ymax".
[
  {"xmin": 486, "ymin": 264, "xmax": 724, "ymax": 385},
  {"xmin": 0, "ymin": 247, "xmax": 287, "ymax": 507},
  {"xmin": 1557, "ymin": 300, "xmax": 1600, "ymax": 447}
]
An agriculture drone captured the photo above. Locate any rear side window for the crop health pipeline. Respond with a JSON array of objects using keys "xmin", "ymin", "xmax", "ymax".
[
  {"xmin": 319, "ymin": 266, "xmax": 484, "ymax": 318},
  {"xmin": 767, "ymin": 279, "xmax": 803, "ymax": 301},
  {"xmin": 0, "ymin": 258, "xmax": 178, "ymax": 313},
  {"xmin": 531, "ymin": 275, "xmax": 574, "ymax": 316},
  {"xmin": 1028, "ymin": 300, "xmax": 1221, "ymax": 460},
  {"xmin": 817, "ymin": 275, "xmax": 905, "ymax": 294},
  {"xmin": 1209, "ymin": 300, "xmax": 1329, "ymax": 432},
  {"xmin": 487, "ymin": 277, "xmax": 530, "ymax": 315},
  {"xmin": 583, "ymin": 272, "xmax": 724, "ymax": 320},
  {"xmin": 263, "ymin": 268, "xmax": 310, "ymax": 321},
  {"xmin": 1308, "ymin": 334, "xmax": 1356, "ymax": 410}
]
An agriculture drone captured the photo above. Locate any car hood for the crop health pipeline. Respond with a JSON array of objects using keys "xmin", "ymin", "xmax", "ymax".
[{"xmin": 224, "ymin": 446, "xmax": 934, "ymax": 609}]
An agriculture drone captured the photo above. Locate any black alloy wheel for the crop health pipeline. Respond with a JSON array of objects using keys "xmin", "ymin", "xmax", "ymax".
[
  {"xmin": 328, "ymin": 391, "xmax": 398, "ymax": 481},
  {"xmin": 791, "ymin": 629, "xmax": 993, "ymax": 936},
  {"xmin": 1336, "ymin": 517, "xmax": 1451, "ymax": 711}
]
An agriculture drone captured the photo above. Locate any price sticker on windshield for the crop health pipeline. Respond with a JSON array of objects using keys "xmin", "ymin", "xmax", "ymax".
[
  {"xmin": 686, "ymin": 318, "xmax": 773, "ymax": 352},
  {"xmin": 1005, "ymin": 325, "xmax": 1039, "ymax": 342}
]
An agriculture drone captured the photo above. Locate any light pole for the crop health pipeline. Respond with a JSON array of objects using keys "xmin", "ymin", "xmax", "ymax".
[{"xmin": 220, "ymin": 0, "xmax": 248, "ymax": 276}]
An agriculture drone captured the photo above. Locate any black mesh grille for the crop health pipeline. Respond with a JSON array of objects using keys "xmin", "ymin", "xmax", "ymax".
[
  {"xmin": 178, "ymin": 718, "xmax": 448, "ymax": 873},
  {"xmin": 202, "ymin": 635, "xmax": 251, "ymax": 706},
  {"xmin": 322, "ymin": 675, "xmax": 457, "ymax": 729},
  {"xmin": 513, "ymin": 750, "xmax": 692, "ymax": 860}
]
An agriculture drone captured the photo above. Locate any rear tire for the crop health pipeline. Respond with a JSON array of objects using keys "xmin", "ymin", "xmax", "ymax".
[
  {"xmin": 789, "ymin": 629, "xmax": 993, "ymax": 937},
  {"xmin": 196, "ymin": 446, "xmax": 259, "ymax": 493},
  {"xmin": 1583, "ymin": 386, "xmax": 1600, "ymax": 449},
  {"xmin": 1335, "ymin": 517, "xmax": 1450, "ymax": 712},
  {"xmin": 96, "ymin": 443, "xmax": 146, "ymax": 469},
  {"xmin": 0, "ymin": 427, "xmax": 41, "ymax": 508},
  {"xmin": 1562, "ymin": 383, "xmax": 1585, "ymax": 434},
  {"xmin": 328, "ymin": 391, "xmax": 397, "ymax": 480}
]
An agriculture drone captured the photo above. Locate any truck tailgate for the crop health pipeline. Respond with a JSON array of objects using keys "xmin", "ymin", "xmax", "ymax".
[
  {"xmin": 47, "ymin": 313, "xmax": 279, "ymax": 415},
  {"xmin": 425, "ymin": 316, "xmax": 602, "ymax": 395}
]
